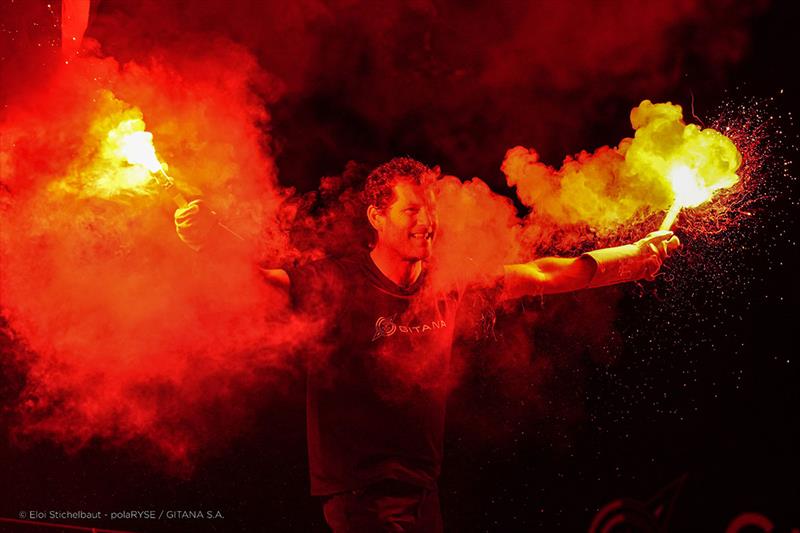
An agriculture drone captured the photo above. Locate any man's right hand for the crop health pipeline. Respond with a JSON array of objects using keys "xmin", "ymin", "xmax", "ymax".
[{"xmin": 174, "ymin": 199, "xmax": 218, "ymax": 251}]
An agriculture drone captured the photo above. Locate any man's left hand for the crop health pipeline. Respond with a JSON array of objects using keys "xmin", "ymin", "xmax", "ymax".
[{"xmin": 635, "ymin": 230, "xmax": 681, "ymax": 280}]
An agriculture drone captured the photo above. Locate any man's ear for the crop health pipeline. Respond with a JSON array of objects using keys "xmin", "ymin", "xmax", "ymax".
[{"xmin": 367, "ymin": 205, "xmax": 384, "ymax": 232}]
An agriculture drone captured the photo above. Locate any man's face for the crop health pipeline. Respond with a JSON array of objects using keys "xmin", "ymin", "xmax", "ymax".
[{"xmin": 374, "ymin": 181, "xmax": 437, "ymax": 261}]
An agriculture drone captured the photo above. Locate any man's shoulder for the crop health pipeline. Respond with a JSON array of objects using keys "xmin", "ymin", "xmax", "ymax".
[
  {"xmin": 291, "ymin": 254, "xmax": 362, "ymax": 280},
  {"xmin": 286, "ymin": 253, "xmax": 367, "ymax": 308}
]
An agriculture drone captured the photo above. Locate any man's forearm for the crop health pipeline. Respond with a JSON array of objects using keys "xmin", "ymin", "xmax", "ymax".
[
  {"xmin": 501, "ymin": 256, "xmax": 596, "ymax": 300},
  {"xmin": 500, "ymin": 231, "xmax": 679, "ymax": 300}
]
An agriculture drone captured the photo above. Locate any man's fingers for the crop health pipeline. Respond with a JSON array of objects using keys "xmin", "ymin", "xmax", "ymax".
[
  {"xmin": 648, "ymin": 242, "xmax": 669, "ymax": 262},
  {"xmin": 175, "ymin": 200, "xmax": 218, "ymax": 227},
  {"xmin": 634, "ymin": 231, "xmax": 680, "ymax": 282},
  {"xmin": 175, "ymin": 218, "xmax": 196, "ymax": 230},
  {"xmin": 643, "ymin": 232, "xmax": 681, "ymax": 259},
  {"xmin": 175, "ymin": 203, "xmax": 199, "ymax": 222},
  {"xmin": 175, "ymin": 212, "xmax": 199, "ymax": 228},
  {"xmin": 644, "ymin": 255, "xmax": 661, "ymax": 280},
  {"xmin": 660, "ymin": 235, "xmax": 680, "ymax": 258},
  {"xmin": 646, "ymin": 230, "xmax": 673, "ymax": 240}
]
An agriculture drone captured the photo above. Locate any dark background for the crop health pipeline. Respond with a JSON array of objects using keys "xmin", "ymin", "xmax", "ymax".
[{"xmin": 1, "ymin": 0, "xmax": 799, "ymax": 531}]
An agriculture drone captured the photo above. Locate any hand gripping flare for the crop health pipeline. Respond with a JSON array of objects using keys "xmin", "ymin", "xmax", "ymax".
[
  {"xmin": 174, "ymin": 199, "xmax": 220, "ymax": 252},
  {"xmin": 582, "ymin": 230, "xmax": 680, "ymax": 288}
]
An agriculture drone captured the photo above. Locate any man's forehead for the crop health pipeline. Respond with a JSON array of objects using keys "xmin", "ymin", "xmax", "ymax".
[{"xmin": 391, "ymin": 180, "xmax": 435, "ymax": 203}]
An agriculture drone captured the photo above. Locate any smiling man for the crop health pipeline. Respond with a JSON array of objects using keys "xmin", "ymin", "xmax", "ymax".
[{"xmin": 175, "ymin": 157, "xmax": 679, "ymax": 533}]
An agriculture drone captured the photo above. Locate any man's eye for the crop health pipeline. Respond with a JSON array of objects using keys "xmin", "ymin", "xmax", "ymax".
[{"xmin": 404, "ymin": 208, "xmax": 419, "ymax": 214}]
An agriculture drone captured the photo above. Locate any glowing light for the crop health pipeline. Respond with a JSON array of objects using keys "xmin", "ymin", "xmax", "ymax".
[
  {"xmin": 659, "ymin": 161, "xmax": 740, "ymax": 231},
  {"xmin": 503, "ymin": 100, "xmax": 744, "ymax": 236},
  {"xmin": 50, "ymin": 92, "xmax": 171, "ymax": 200},
  {"xmin": 85, "ymin": 116, "xmax": 165, "ymax": 197},
  {"xmin": 107, "ymin": 119, "xmax": 162, "ymax": 173},
  {"xmin": 623, "ymin": 100, "xmax": 743, "ymax": 231},
  {"xmin": 48, "ymin": 92, "xmax": 194, "ymax": 211},
  {"xmin": 667, "ymin": 164, "xmax": 706, "ymax": 207}
]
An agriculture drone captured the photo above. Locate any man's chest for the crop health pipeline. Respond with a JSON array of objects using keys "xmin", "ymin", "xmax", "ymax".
[{"xmin": 336, "ymin": 285, "xmax": 457, "ymax": 348}]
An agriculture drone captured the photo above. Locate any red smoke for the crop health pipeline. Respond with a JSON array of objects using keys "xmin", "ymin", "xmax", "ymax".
[
  {"xmin": 0, "ymin": 39, "xmax": 305, "ymax": 471},
  {"xmin": 0, "ymin": 0, "xmax": 768, "ymax": 469}
]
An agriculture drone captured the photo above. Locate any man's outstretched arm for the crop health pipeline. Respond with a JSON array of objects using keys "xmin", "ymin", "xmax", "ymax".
[{"xmin": 500, "ymin": 230, "xmax": 680, "ymax": 301}]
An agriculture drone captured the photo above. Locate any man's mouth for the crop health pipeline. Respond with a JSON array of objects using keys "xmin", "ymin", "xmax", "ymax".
[{"xmin": 410, "ymin": 231, "xmax": 433, "ymax": 241}]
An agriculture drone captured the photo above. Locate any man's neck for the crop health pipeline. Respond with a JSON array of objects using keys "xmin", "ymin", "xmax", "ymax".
[{"xmin": 370, "ymin": 246, "xmax": 422, "ymax": 288}]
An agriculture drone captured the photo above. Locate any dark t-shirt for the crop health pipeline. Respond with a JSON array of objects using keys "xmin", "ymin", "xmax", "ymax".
[{"xmin": 290, "ymin": 253, "xmax": 461, "ymax": 495}]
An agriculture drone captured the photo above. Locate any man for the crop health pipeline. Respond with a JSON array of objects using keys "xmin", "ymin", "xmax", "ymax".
[{"xmin": 174, "ymin": 157, "xmax": 679, "ymax": 532}]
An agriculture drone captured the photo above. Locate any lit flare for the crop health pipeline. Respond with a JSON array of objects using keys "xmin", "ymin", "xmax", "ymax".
[
  {"xmin": 624, "ymin": 100, "xmax": 742, "ymax": 231},
  {"xmin": 109, "ymin": 120, "xmax": 162, "ymax": 173},
  {"xmin": 659, "ymin": 159, "xmax": 740, "ymax": 230},
  {"xmin": 102, "ymin": 117, "xmax": 188, "ymax": 207}
]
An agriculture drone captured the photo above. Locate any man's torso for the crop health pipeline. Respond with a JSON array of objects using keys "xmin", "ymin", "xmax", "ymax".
[{"xmin": 291, "ymin": 254, "xmax": 460, "ymax": 495}]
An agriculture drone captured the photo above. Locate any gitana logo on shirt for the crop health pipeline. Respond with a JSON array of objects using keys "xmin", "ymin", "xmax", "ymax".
[{"xmin": 372, "ymin": 314, "xmax": 447, "ymax": 341}]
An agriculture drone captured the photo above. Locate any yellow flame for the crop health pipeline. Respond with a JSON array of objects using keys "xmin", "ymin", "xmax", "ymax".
[
  {"xmin": 667, "ymin": 164, "xmax": 708, "ymax": 208},
  {"xmin": 106, "ymin": 120, "xmax": 162, "ymax": 173},
  {"xmin": 51, "ymin": 91, "xmax": 168, "ymax": 200},
  {"xmin": 623, "ymin": 100, "xmax": 742, "ymax": 229},
  {"xmin": 95, "ymin": 116, "xmax": 166, "ymax": 197},
  {"xmin": 502, "ymin": 100, "xmax": 743, "ymax": 233}
]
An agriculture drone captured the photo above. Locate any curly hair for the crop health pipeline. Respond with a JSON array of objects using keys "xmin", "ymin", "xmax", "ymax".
[{"xmin": 362, "ymin": 157, "xmax": 436, "ymax": 210}]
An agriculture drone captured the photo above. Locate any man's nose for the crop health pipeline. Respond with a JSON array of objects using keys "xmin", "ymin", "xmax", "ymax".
[{"xmin": 417, "ymin": 207, "xmax": 433, "ymax": 227}]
